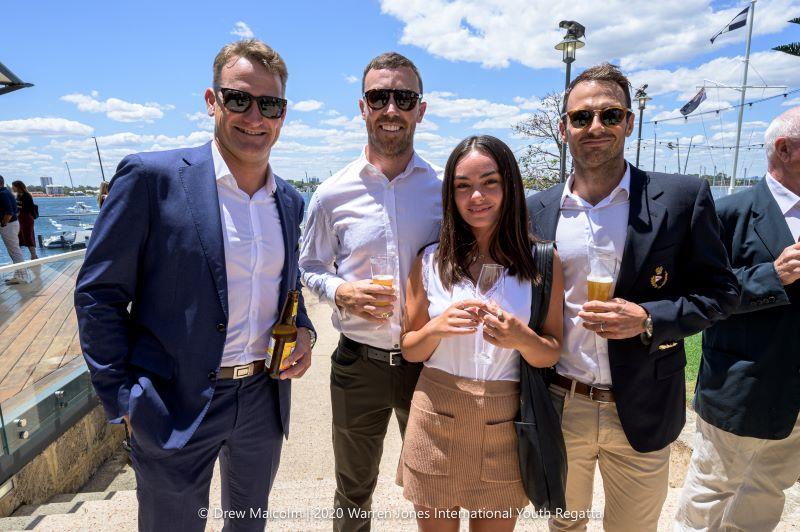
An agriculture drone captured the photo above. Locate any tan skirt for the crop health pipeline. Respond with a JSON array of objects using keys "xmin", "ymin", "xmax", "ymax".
[{"xmin": 397, "ymin": 366, "xmax": 529, "ymax": 511}]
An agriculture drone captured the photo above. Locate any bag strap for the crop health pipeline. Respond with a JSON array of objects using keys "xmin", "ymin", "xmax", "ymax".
[{"xmin": 528, "ymin": 242, "xmax": 555, "ymax": 334}]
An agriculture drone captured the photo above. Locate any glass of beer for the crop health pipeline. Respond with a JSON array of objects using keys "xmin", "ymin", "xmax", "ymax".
[
  {"xmin": 370, "ymin": 255, "xmax": 395, "ymax": 288},
  {"xmin": 587, "ymin": 246, "xmax": 617, "ymax": 302},
  {"xmin": 370, "ymin": 255, "xmax": 396, "ymax": 324}
]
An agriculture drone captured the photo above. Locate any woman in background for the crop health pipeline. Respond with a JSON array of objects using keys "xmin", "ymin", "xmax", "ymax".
[
  {"xmin": 97, "ymin": 181, "xmax": 110, "ymax": 208},
  {"xmin": 399, "ymin": 135, "xmax": 564, "ymax": 531},
  {"xmin": 11, "ymin": 180, "xmax": 37, "ymax": 260}
]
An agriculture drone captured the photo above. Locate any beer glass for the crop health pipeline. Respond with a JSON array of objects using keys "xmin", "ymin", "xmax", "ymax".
[
  {"xmin": 370, "ymin": 254, "xmax": 396, "ymax": 325},
  {"xmin": 475, "ymin": 264, "xmax": 505, "ymax": 379},
  {"xmin": 587, "ymin": 247, "xmax": 617, "ymax": 302},
  {"xmin": 370, "ymin": 255, "xmax": 394, "ymax": 288}
]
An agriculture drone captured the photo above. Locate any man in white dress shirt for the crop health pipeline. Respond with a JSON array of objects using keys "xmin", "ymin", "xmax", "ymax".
[
  {"xmin": 75, "ymin": 39, "xmax": 314, "ymax": 531},
  {"xmin": 675, "ymin": 107, "xmax": 800, "ymax": 531},
  {"xmin": 299, "ymin": 52, "xmax": 442, "ymax": 531},
  {"xmin": 527, "ymin": 63, "xmax": 738, "ymax": 531}
]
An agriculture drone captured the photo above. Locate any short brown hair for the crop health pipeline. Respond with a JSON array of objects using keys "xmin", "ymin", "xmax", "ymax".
[
  {"xmin": 563, "ymin": 62, "xmax": 631, "ymax": 114},
  {"xmin": 362, "ymin": 52, "xmax": 423, "ymax": 94},
  {"xmin": 213, "ymin": 39, "xmax": 288, "ymax": 96}
]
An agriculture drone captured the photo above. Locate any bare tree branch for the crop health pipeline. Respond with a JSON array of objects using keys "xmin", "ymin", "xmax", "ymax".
[{"xmin": 512, "ymin": 91, "xmax": 566, "ymax": 191}]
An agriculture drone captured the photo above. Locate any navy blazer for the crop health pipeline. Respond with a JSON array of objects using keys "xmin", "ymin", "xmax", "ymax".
[
  {"xmin": 75, "ymin": 142, "xmax": 313, "ymax": 458},
  {"xmin": 696, "ymin": 178, "xmax": 800, "ymax": 439},
  {"xmin": 527, "ymin": 166, "xmax": 739, "ymax": 452}
]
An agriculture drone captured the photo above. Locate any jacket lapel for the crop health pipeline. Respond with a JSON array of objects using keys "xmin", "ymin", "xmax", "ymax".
[
  {"xmin": 273, "ymin": 178, "xmax": 294, "ymax": 310},
  {"xmin": 529, "ymin": 185, "xmax": 564, "ymax": 241},
  {"xmin": 752, "ymin": 178, "xmax": 795, "ymax": 259},
  {"xmin": 615, "ymin": 167, "xmax": 667, "ymax": 298},
  {"xmin": 178, "ymin": 143, "xmax": 228, "ymax": 319}
]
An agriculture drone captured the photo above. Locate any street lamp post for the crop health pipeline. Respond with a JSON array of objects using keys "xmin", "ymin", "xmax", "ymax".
[
  {"xmin": 634, "ymin": 85, "xmax": 651, "ymax": 168},
  {"xmin": 555, "ymin": 21, "xmax": 585, "ymax": 182}
]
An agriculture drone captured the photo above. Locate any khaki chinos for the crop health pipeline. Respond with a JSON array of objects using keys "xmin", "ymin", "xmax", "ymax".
[{"xmin": 549, "ymin": 384, "xmax": 671, "ymax": 532}]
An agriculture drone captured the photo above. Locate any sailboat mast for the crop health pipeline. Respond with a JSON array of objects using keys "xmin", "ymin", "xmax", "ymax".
[{"xmin": 729, "ymin": 0, "xmax": 756, "ymax": 195}]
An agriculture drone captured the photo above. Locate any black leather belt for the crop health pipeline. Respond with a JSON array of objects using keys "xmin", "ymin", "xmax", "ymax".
[
  {"xmin": 551, "ymin": 372, "xmax": 615, "ymax": 403},
  {"xmin": 339, "ymin": 335, "xmax": 405, "ymax": 366},
  {"xmin": 217, "ymin": 359, "xmax": 266, "ymax": 380}
]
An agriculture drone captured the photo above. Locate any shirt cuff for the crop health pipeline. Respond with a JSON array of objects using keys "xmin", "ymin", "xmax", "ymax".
[{"xmin": 325, "ymin": 277, "xmax": 349, "ymax": 320}]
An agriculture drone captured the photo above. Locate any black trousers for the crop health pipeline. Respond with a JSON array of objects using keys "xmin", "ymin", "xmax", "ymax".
[{"xmin": 330, "ymin": 335, "xmax": 422, "ymax": 532}]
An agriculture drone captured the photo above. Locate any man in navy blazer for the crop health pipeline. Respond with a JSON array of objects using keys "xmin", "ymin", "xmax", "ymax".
[
  {"xmin": 527, "ymin": 64, "xmax": 738, "ymax": 531},
  {"xmin": 676, "ymin": 108, "xmax": 800, "ymax": 531},
  {"xmin": 75, "ymin": 39, "xmax": 314, "ymax": 531}
]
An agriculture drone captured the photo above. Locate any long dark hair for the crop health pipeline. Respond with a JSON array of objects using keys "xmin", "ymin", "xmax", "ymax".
[
  {"xmin": 436, "ymin": 135, "xmax": 540, "ymax": 291},
  {"xmin": 11, "ymin": 180, "xmax": 31, "ymax": 200}
]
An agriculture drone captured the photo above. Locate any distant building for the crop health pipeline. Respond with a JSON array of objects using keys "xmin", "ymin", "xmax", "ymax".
[
  {"xmin": 40, "ymin": 176, "xmax": 54, "ymax": 188},
  {"xmin": 306, "ymin": 177, "xmax": 320, "ymax": 184},
  {"xmin": 45, "ymin": 185, "xmax": 66, "ymax": 195}
]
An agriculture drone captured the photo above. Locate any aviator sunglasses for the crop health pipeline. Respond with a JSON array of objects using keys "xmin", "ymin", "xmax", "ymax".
[
  {"xmin": 562, "ymin": 106, "xmax": 631, "ymax": 129},
  {"xmin": 216, "ymin": 87, "xmax": 287, "ymax": 119},
  {"xmin": 363, "ymin": 89, "xmax": 421, "ymax": 112}
]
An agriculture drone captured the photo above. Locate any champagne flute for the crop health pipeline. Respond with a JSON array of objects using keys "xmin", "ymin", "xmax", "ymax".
[{"xmin": 475, "ymin": 264, "xmax": 505, "ymax": 378}]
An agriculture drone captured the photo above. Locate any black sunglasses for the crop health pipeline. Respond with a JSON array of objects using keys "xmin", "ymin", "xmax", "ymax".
[
  {"xmin": 364, "ymin": 89, "xmax": 421, "ymax": 112},
  {"xmin": 562, "ymin": 106, "xmax": 631, "ymax": 129},
  {"xmin": 216, "ymin": 87, "xmax": 287, "ymax": 119}
]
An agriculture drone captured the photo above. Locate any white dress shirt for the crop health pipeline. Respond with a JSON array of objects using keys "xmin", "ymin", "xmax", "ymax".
[
  {"xmin": 555, "ymin": 164, "xmax": 631, "ymax": 386},
  {"xmin": 420, "ymin": 244, "xmax": 531, "ymax": 381},
  {"xmin": 300, "ymin": 149, "xmax": 442, "ymax": 350},
  {"xmin": 212, "ymin": 142, "xmax": 285, "ymax": 367},
  {"xmin": 766, "ymin": 173, "xmax": 800, "ymax": 242}
]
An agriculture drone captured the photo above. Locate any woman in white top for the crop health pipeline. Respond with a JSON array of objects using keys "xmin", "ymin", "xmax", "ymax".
[{"xmin": 398, "ymin": 135, "xmax": 564, "ymax": 531}]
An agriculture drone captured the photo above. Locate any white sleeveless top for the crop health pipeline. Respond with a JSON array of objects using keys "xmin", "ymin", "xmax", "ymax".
[{"xmin": 421, "ymin": 244, "xmax": 532, "ymax": 381}]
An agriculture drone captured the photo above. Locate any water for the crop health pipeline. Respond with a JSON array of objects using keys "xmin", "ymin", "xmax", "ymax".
[
  {"xmin": 0, "ymin": 197, "xmax": 100, "ymax": 266},
  {"xmin": 1, "ymin": 192, "xmax": 315, "ymax": 267}
]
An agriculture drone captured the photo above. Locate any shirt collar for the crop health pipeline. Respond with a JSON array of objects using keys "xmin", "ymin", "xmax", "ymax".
[
  {"xmin": 765, "ymin": 173, "xmax": 800, "ymax": 215},
  {"xmin": 211, "ymin": 140, "xmax": 276, "ymax": 194},
  {"xmin": 561, "ymin": 162, "xmax": 631, "ymax": 208},
  {"xmin": 356, "ymin": 146, "xmax": 426, "ymax": 182}
]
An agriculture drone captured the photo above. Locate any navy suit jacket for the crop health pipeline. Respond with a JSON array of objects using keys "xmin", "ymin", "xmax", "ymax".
[
  {"xmin": 75, "ymin": 142, "xmax": 313, "ymax": 458},
  {"xmin": 696, "ymin": 178, "xmax": 800, "ymax": 439},
  {"xmin": 527, "ymin": 166, "xmax": 739, "ymax": 452}
]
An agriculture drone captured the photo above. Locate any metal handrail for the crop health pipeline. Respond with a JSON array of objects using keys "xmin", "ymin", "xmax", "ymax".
[{"xmin": 0, "ymin": 249, "xmax": 86, "ymax": 275}]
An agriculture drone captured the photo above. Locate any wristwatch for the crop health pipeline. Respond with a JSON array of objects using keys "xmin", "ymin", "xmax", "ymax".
[
  {"xmin": 304, "ymin": 327, "xmax": 317, "ymax": 349},
  {"xmin": 643, "ymin": 314, "xmax": 653, "ymax": 339}
]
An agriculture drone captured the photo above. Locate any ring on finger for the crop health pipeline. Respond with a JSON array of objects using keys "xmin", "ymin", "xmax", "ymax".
[
  {"xmin": 599, "ymin": 322, "xmax": 605, "ymax": 333},
  {"xmin": 497, "ymin": 309, "xmax": 504, "ymax": 321}
]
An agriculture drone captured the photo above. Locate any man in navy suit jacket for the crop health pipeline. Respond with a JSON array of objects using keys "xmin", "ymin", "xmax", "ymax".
[
  {"xmin": 75, "ymin": 39, "xmax": 314, "ymax": 532},
  {"xmin": 676, "ymin": 107, "xmax": 800, "ymax": 531},
  {"xmin": 527, "ymin": 63, "xmax": 738, "ymax": 531}
]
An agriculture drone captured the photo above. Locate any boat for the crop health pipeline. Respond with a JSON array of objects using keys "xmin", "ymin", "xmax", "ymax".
[
  {"xmin": 66, "ymin": 201, "xmax": 99, "ymax": 214},
  {"xmin": 41, "ymin": 225, "xmax": 93, "ymax": 249}
]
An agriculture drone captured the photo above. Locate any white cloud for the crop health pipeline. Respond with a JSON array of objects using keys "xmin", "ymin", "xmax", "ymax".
[
  {"xmin": 629, "ymin": 51, "xmax": 800, "ymax": 102},
  {"xmin": 425, "ymin": 91, "xmax": 519, "ymax": 122},
  {"xmin": 61, "ymin": 92, "xmax": 173, "ymax": 123},
  {"xmin": 380, "ymin": 0, "xmax": 800, "ymax": 71},
  {"xmin": 0, "ymin": 117, "xmax": 93, "ymax": 136},
  {"xmin": 782, "ymin": 97, "xmax": 800, "ymax": 107},
  {"xmin": 186, "ymin": 111, "xmax": 214, "ymax": 131},
  {"xmin": 231, "ymin": 21, "xmax": 254, "ymax": 39},
  {"xmin": 292, "ymin": 99, "xmax": 325, "ymax": 112},
  {"xmin": 344, "ymin": 75, "xmax": 359, "ymax": 84}
]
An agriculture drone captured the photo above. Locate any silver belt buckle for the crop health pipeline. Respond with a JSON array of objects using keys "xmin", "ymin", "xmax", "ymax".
[
  {"xmin": 589, "ymin": 386, "xmax": 612, "ymax": 404},
  {"xmin": 233, "ymin": 363, "xmax": 254, "ymax": 379},
  {"xmin": 388, "ymin": 350, "xmax": 402, "ymax": 366}
]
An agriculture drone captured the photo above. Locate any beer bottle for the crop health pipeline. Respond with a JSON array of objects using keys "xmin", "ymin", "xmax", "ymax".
[{"xmin": 267, "ymin": 290, "xmax": 299, "ymax": 379}]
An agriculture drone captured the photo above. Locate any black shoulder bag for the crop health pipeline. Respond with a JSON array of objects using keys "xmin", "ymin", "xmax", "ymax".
[{"xmin": 515, "ymin": 241, "xmax": 567, "ymax": 513}]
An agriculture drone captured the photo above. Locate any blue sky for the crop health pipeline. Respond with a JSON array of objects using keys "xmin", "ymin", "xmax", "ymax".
[{"xmin": 2, "ymin": 0, "xmax": 800, "ymax": 186}]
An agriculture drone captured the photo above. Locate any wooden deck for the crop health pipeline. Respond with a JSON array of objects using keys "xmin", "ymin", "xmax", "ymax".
[{"xmin": 0, "ymin": 259, "xmax": 83, "ymax": 403}]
